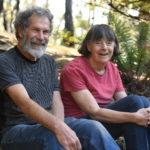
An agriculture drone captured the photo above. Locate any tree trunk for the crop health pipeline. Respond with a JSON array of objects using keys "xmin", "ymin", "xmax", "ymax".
[
  {"xmin": 64, "ymin": 0, "xmax": 74, "ymax": 47},
  {"xmin": 3, "ymin": 10, "xmax": 8, "ymax": 31},
  {"xmin": 0, "ymin": 0, "xmax": 4, "ymax": 13}
]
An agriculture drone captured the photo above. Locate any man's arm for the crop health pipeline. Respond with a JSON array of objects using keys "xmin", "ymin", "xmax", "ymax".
[
  {"xmin": 71, "ymin": 89, "xmax": 150, "ymax": 127},
  {"xmin": 50, "ymin": 91, "xmax": 64, "ymax": 121},
  {"xmin": 5, "ymin": 84, "xmax": 81, "ymax": 150}
]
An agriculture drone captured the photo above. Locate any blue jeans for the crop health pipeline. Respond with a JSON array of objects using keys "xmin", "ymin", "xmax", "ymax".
[
  {"xmin": 103, "ymin": 95, "xmax": 150, "ymax": 150},
  {"xmin": 1, "ymin": 117, "xmax": 121, "ymax": 150}
]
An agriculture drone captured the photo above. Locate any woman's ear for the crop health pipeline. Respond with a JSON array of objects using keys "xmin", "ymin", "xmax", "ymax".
[{"xmin": 87, "ymin": 43, "xmax": 91, "ymax": 52}]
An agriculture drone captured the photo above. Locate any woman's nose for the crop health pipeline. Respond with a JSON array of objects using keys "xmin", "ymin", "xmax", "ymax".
[{"xmin": 100, "ymin": 42, "xmax": 107, "ymax": 49}]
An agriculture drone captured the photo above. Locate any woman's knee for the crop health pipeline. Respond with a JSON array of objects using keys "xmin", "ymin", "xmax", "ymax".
[
  {"xmin": 127, "ymin": 95, "xmax": 149, "ymax": 109},
  {"xmin": 140, "ymin": 96, "xmax": 150, "ymax": 107}
]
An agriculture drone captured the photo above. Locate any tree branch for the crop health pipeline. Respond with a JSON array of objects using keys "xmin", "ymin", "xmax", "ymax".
[
  {"xmin": 108, "ymin": 2, "xmax": 140, "ymax": 20},
  {"xmin": 84, "ymin": 0, "xmax": 150, "ymax": 21}
]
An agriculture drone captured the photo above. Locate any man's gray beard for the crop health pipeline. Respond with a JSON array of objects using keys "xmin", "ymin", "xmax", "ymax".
[
  {"xmin": 22, "ymin": 36, "xmax": 47, "ymax": 59},
  {"xmin": 24, "ymin": 45, "xmax": 46, "ymax": 59}
]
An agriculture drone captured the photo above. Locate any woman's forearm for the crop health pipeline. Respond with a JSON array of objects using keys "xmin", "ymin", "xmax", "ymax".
[{"xmin": 90, "ymin": 108, "xmax": 136, "ymax": 123}]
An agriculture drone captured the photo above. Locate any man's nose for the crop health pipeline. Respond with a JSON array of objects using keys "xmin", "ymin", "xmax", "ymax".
[{"xmin": 38, "ymin": 31, "xmax": 45, "ymax": 40}]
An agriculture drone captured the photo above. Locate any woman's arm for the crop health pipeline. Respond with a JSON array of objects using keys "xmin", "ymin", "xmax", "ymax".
[
  {"xmin": 114, "ymin": 91, "xmax": 127, "ymax": 100},
  {"xmin": 71, "ymin": 89, "xmax": 149, "ymax": 127}
]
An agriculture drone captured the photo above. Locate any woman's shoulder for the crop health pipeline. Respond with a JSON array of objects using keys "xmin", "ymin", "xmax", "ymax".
[
  {"xmin": 106, "ymin": 61, "xmax": 120, "ymax": 74},
  {"xmin": 107, "ymin": 61, "xmax": 118, "ymax": 68},
  {"xmin": 65, "ymin": 56, "xmax": 87, "ymax": 68},
  {"xmin": 62, "ymin": 56, "xmax": 88, "ymax": 73}
]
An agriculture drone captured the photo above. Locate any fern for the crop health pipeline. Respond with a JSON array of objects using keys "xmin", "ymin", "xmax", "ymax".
[{"xmin": 108, "ymin": 12, "xmax": 150, "ymax": 97}]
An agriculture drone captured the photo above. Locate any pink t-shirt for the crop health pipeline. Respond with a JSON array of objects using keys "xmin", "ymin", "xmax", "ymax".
[{"xmin": 60, "ymin": 56, "xmax": 125, "ymax": 118}]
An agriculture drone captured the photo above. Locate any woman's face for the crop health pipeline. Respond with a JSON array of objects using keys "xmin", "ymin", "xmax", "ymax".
[{"xmin": 87, "ymin": 38, "xmax": 115, "ymax": 65}]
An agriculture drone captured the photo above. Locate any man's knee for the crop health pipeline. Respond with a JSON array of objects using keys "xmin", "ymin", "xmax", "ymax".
[
  {"xmin": 77, "ymin": 119, "xmax": 110, "ymax": 138},
  {"xmin": 1, "ymin": 125, "xmax": 64, "ymax": 150}
]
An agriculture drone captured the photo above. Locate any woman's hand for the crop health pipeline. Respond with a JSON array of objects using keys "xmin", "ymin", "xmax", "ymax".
[{"xmin": 134, "ymin": 108, "xmax": 150, "ymax": 127}]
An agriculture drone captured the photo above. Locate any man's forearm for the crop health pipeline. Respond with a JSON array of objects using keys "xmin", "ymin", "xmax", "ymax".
[
  {"xmin": 50, "ymin": 91, "xmax": 64, "ymax": 121},
  {"xmin": 19, "ymin": 97, "xmax": 64, "ymax": 132}
]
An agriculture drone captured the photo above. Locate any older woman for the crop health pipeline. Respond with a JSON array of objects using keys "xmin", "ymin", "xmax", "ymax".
[{"xmin": 60, "ymin": 24, "xmax": 150, "ymax": 150}]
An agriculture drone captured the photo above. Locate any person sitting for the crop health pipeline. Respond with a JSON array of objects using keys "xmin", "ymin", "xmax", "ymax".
[
  {"xmin": 60, "ymin": 24, "xmax": 150, "ymax": 150},
  {"xmin": 0, "ymin": 7, "xmax": 121, "ymax": 150}
]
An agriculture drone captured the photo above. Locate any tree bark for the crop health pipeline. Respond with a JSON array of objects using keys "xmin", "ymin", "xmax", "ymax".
[
  {"xmin": 0, "ymin": 0, "xmax": 4, "ymax": 13},
  {"xmin": 64, "ymin": 0, "xmax": 74, "ymax": 46}
]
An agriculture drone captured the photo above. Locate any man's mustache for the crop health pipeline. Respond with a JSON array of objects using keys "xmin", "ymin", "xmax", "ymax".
[{"xmin": 31, "ymin": 38, "xmax": 48, "ymax": 46}]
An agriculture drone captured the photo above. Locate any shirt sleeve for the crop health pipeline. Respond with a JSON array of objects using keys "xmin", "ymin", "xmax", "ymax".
[
  {"xmin": 60, "ymin": 66, "xmax": 87, "ymax": 92},
  {"xmin": 0, "ymin": 56, "xmax": 21, "ymax": 91},
  {"xmin": 115, "ymin": 66, "xmax": 125, "ymax": 92}
]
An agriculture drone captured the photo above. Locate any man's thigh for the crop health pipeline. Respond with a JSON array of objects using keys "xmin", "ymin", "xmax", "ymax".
[{"xmin": 1, "ymin": 124, "xmax": 64, "ymax": 150}]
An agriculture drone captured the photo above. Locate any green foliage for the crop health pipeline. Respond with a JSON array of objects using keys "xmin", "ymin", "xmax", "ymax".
[
  {"xmin": 61, "ymin": 29, "xmax": 75, "ymax": 47},
  {"xmin": 107, "ymin": 0, "xmax": 150, "ymax": 21},
  {"xmin": 108, "ymin": 12, "xmax": 150, "ymax": 95},
  {"xmin": 135, "ymin": 23, "xmax": 150, "ymax": 76}
]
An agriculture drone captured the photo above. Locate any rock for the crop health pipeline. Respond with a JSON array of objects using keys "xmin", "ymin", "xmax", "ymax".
[{"xmin": 0, "ymin": 30, "xmax": 17, "ymax": 52}]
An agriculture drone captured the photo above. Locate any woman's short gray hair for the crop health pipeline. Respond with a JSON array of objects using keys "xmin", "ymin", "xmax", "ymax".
[{"xmin": 14, "ymin": 6, "xmax": 53, "ymax": 39}]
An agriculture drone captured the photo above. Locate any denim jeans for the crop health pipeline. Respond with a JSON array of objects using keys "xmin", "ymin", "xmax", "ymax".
[
  {"xmin": 1, "ymin": 117, "xmax": 121, "ymax": 150},
  {"xmin": 103, "ymin": 95, "xmax": 150, "ymax": 150}
]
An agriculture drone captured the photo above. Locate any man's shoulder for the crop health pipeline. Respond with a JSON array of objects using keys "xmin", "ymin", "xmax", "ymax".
[
  {"xmin": 0, "ymin": 47, "xmax": 16, "ymax": 56},
  {"xmin": 41, "ymin": 54, "xmax": 56, "ymax": 67},
  {"xmin": 43, "ymin": 53, "xmax": 54, "ymax": 61},
  {"xmin": 0, "ymin": 47, "xmax": 16, "ymax": 62}
]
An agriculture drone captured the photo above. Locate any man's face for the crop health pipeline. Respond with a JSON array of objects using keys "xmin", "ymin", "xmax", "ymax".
[{"xmin": 21, "ymin": 15, "xmax": 50, "ymax": 59}]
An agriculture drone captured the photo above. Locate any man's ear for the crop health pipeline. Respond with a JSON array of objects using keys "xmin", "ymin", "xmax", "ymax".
[{"xmin": 17, "ymin": 26, "xmax": 24, "ymax": 39}]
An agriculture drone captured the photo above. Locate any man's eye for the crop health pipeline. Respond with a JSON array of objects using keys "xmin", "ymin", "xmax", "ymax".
[{"xmin": 44, "ymin": 31, "xmax": 49, "ymax": 35}]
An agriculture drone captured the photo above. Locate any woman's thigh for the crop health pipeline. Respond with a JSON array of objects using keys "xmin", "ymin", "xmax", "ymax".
[
  {"xmin": 106, "ymin": 94, "xmax": 150, "ymax": 112},
  {"xmin": 103, "ymin": 95, "xmax": 150, "ymax": 140}
]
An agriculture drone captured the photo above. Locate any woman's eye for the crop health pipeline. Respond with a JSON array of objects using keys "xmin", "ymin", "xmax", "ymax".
[
  {"xmin": 107, "ymin": 41, "xmax": 113, "ymax": 45},
  {"xmin": 95, "ymin": 41, "xmax": 101, "ymax": 44},
  {"xmin": 107, "ymin": 42, "xmax": 112, "ymax": 45}
]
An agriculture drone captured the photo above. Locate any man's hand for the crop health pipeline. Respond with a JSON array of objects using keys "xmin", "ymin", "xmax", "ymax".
[
  {"xmin": 51, "ymin": 91, "xmax": 81, "ymax": 150},
  {"xmin": 54, "ymin": 121, "xmax": 82, "ymax": 150}
]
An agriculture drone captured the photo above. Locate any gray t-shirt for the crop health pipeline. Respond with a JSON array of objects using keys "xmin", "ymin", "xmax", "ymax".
[{"xmin": 0, "ymin": 47, "xmax": 59, "ymax": 133}]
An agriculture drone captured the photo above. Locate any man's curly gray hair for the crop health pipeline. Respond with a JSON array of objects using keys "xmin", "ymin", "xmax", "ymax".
[{"xmin": 14, "ymin": 6, "xmax": 53, "ymax": 39}]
